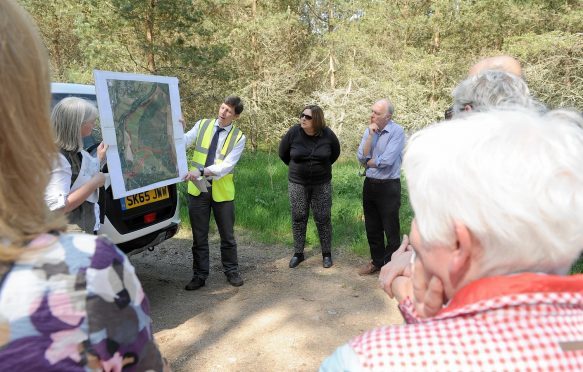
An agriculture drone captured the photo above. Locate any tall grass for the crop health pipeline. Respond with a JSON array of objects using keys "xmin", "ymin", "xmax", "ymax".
[
  {"xmin": 178, "ymin": 151, "xmax": 582, "ymax": 274},
  {"xmin": 179, "ymin": 151, "xmax": 413, "ymax": 257},
  {"xmin": 235, "ymin": 151, "xmax": 414, "ymax": 256}
]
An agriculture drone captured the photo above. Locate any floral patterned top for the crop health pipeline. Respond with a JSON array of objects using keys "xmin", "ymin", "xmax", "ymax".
[{"xmin": 0, "ymin": 233, "xmax": 164, "ymax": 371}]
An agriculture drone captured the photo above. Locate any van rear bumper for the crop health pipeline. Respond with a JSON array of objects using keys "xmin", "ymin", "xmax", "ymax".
[{"xmin": 118, "ymin": 222, "xmax": 179, "ymax": 255}]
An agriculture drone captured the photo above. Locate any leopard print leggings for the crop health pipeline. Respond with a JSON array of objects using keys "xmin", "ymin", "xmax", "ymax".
[{"xmin": 288, "ymin": 181, "xmax": 332, "ymax": 255}]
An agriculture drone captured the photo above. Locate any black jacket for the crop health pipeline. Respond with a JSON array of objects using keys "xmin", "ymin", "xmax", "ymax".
[{"xmin": 278, "ymin": 124, "xmax": 341, "ymax": 185}]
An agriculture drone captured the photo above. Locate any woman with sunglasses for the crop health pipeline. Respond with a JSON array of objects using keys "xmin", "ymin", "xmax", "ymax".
[{"xmin": 279, "ymin": 105, "xmax": 341, "ymax": 268}]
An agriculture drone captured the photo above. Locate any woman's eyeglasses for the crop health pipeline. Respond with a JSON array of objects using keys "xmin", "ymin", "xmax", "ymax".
[{"xmin": 300, "ymin": 113, "xmax": 313, "ymax": 120}]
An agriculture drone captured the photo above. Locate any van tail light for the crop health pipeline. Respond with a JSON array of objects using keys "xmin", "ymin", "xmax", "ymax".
[{"xmin": 144, "ymin": 213, "xmax": 157, "ymax": 224}]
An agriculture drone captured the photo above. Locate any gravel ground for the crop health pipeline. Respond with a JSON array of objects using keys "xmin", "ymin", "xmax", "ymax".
[{"xmin": 130, "ymin": 228, "xmax": 404, "ymax": 371}]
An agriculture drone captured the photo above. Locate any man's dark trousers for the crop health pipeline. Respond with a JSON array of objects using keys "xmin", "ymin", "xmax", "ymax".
[
  {"xmin": 188, "ymin": 191, "xmax": 238, "ymax": 280},
  {"xmin": 363, "ymin": 178, "xmax": 401, "ymax": 268}
]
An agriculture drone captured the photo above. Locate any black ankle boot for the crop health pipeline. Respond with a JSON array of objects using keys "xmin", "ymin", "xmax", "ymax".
[
  {"xmin": 289, "ymin": 253, "xmax": 305, "ymax": 268},
  {"xmin": 322, "ymin": 254, "xmax": 333, "ymax": 268}
]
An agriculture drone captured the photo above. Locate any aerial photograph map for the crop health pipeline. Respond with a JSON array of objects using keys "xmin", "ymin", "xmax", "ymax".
[{"xmin": 107, "ymin": 80, "xmax": 179, "ymax": 190}]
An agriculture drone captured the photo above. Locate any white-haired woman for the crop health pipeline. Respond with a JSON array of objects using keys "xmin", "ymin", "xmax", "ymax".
[
  {"xmin": 322, "ymin": 108, "xmax": 583, "ymax": 371},
  {"xmin": 45, "ymin": 97, "xmax": 107, "ymax": 233},
  {"xmin": 0, "ymin": 1, "xmax": 168, "ymax": 370}
]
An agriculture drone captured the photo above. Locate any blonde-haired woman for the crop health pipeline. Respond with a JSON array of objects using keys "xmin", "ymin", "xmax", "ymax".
[
  {"xmin": 45, "ymin": 97, "xmax": 106, "ymax": 233},
  {"xmin": 0, "ymin": 1, "xmax": 167, "ymax": 370}
]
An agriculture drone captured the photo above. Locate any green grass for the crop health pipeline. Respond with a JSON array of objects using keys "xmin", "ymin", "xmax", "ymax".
[
  {"xmin": 177, "ymin": 151, "xmax": 582, "ymax": 273},
  {"xmin": 179, "ymin": 150, "xmax": 413, "ymax": 257}
]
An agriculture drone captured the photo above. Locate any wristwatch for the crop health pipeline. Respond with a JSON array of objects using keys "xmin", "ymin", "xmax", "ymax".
[{"xmin": 198, "ymin": 167, "xmax": 205, "ymax": 176}]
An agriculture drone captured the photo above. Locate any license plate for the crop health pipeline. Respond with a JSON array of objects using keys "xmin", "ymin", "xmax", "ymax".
[{"xmin": 121, "ymin": 187, "xmax": 170, "ymax": 210}]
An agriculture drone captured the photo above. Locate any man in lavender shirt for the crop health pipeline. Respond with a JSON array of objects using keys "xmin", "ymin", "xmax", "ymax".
[{"xmin": 356, "ymin": 98, "xmax": 405, "ymax": 275}]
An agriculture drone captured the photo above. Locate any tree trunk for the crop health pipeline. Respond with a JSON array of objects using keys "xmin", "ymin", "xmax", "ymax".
[
  {"xmin": 328, "ymin": 1, "xmax": 335, "ymax": 90},
  {"xmin": 250, "ymin": 0, "xmax": 259, "ymax": 151},
  {"xmin": 51, "ymin": 12, "xmax": 63, "ymax": 79},
  {"xmin": 145, "ymin": 0, "xmax": 156, "ymax": 73},
  {"xmin": 52, "ymin": 31, "xmax": 63, "ymax": 79}
]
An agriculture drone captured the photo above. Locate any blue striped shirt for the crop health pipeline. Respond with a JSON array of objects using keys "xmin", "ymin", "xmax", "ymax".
[{"xmin": 356, "ymin": 120, "xmax": 405, "ymax": 179}]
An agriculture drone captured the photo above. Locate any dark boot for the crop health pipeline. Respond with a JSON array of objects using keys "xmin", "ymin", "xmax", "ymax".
[
  {"xmin": 323, "ymin": 254, "xmax": 333, "ymax": 268},
  {"xmin": 289, "ymin": 253, "xmax": 305, "ymax": 268},
  {"xmin": 185, "ymin": 277, "xmax": 205, "ymax": 291}
]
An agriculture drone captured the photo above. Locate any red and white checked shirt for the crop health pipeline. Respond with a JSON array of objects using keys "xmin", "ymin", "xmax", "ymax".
[{"xmin": 330, "ymin": 273, "xmax": 583, "ymax": 371}]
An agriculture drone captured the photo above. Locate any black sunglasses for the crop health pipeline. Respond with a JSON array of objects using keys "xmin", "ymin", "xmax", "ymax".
[{"xmin": 300, "ymin": 113, "xmax": 313, "ymax": 120}]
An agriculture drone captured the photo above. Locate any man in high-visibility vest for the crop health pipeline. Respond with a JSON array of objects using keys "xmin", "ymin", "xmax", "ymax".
[{"xmin": 183, "ymin": 96, "xmax": 246, "ymax": 290}]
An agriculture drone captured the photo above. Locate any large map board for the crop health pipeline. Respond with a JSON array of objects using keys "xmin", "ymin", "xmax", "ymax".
[{"xmin": 94, "ymin": 70, "xmax": 187, "ymax": 199}]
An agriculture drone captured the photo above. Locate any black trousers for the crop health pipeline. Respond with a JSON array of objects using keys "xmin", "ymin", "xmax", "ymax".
[
  {"xmin": 288, "ymin": 181, "xmax": 333, "ymax": 255},
  {"xmin": 362, "ymin": 178, "xmax": 401, "ymax": 268},
  {"xmin": 188, "ymin": 192, "xmax": 238, "ymax": 280}
]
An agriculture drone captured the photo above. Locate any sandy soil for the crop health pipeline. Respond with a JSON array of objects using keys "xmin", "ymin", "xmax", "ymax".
[{"xmin": 130, "ymin": 229, "xmax": 404, "ymax": 371}]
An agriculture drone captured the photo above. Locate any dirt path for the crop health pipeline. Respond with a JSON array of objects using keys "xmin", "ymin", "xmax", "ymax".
[{"xmin": 130, "ymin": 229, "xmax": 404, "ymax": 371}]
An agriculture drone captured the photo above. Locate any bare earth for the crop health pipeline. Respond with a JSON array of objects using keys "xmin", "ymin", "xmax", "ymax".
[{"xmin": 130, "ymin": 229, "xmax": 404, "ymax": 371}]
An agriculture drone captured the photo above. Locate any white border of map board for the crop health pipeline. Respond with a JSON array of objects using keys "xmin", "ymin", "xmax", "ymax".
[{"xmin": 93, "ymin": 70, "xmax": 187, "ymax": 199}]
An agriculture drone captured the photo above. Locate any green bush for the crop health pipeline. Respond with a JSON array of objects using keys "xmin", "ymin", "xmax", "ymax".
[{"xmin": 572, "ymin": 255, "xmax": 583, "ymax": 275}]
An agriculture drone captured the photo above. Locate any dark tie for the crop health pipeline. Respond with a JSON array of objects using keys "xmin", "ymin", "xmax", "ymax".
[{"xmin": 205, "ymin": 127, "xmax": 224, "ymax": 167}]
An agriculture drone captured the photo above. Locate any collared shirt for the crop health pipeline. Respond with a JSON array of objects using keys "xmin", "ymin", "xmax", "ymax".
[
  {"xmin": 357, "ymin": 120, "xmax": 405, "ymax": 180},
  {"xmin": 320, "ymin": 273, "xmax": 583, "ymax": 371},
  {"xmin": 184, "ymin": 118, "xmax": 246, "ymax": 180}
]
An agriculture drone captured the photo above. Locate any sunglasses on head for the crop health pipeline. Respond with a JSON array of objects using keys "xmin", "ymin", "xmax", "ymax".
[{"xmin": 300, "ymin": 113, "xmax": 313, "ymax": 120}]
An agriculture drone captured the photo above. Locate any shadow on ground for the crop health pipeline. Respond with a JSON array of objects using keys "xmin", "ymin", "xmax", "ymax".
[{"xmin": 130, "ymin": 229, "xmax": 403, "ymax": 371}]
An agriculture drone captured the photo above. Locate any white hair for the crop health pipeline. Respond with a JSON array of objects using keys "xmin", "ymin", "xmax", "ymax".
[
  {"xmin": 452, "ymin": 70, "xmax": 544, "ymax": 115},
  {"xmin": 404, "ymin": 108, "xmax": 583, "ymax": 276},
  {"xmin": 382, "ymin": 98, "xmax": 395, "ymax": 116},
  {"xmin": 51, "ymin": 97, "xmax": 98, "ymax": 152}
]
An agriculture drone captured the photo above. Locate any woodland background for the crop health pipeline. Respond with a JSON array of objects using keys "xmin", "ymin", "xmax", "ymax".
[{"xmin": 22, "ymin": 0, "xmax": 582, "ymax": 151}]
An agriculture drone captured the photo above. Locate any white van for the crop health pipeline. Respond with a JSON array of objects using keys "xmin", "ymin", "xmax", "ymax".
[{"xmin": 51, "ymin": 83, "xmax": 180, "ymax": 254}]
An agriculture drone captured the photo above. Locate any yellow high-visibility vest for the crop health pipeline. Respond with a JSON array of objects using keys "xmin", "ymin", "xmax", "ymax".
[{"xmin": 187, "ymin": 119, "xmax": 243, "ymax": 201}]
